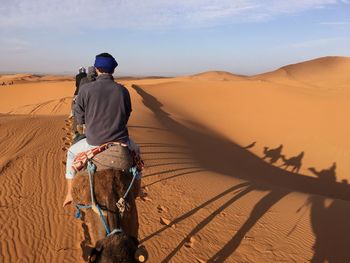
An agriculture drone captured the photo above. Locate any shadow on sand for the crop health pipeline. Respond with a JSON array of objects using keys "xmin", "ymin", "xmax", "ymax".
[{"xmin": 132, "ymin": 84, "xmax": 350, "ymax": 262}]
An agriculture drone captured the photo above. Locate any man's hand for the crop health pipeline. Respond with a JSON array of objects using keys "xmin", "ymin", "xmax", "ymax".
[
  {"xmin": 63, "ymin": 193, "xmax": 73, "ymax": 207},
  {"xmin": 77, "ymin": 124, "xmax": 84, "ymax": 135}
]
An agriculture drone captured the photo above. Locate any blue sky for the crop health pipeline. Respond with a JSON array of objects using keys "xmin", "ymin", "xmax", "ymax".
[{"xmin": 0, "ymin": 0, "xmax": 349, "ymax": 76}]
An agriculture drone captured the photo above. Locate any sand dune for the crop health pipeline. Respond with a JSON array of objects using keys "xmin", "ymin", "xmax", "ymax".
[
  {"xmin": 190, "ymin": 71, "xmax": 245, "ymax": 81},
  {"xmin": 0, "ymin": 81, "xmax": 74, "ymax": 114},
  {"xmin": 0, "ymin": 56, "xmax": 350, "ymax": 262},
  {"xmin": 253, "ymin": 56, "xmax": 350, "ymax": 90},
  {"xmin": 0, "ymin": 74, "xmax": 73, "ymax": 84}
]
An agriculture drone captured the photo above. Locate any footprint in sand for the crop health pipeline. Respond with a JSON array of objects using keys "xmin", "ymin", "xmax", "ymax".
[
  {"xmin": 141, "ymin": 196, "xmax": 153, "ymax": 202},
  {"xmin": 160, "ymin": 217, "xmax": 171, "ymax": 226},
  {"xmin": 160, "ymin": 217, "xmax": 176, "ymax": 228},
  {"xmin": 157, "ymin": 205, "xmax": 168, "ymax": 213},
  {"xmin": 64, "ymin": 142, "xmax": 71, "ymax": 147},
  {"xmin": 62, "ymin": 161, "xmax": 66, "ymax": 165},
  {"xmin": 62, "ymin": 137, "xmax": 72, "ymax": 142},
  {"xmin": 62, "ymin": 127, "xmax": 70, "ymax": 131},
  {"xmin": 140, "ymin": 190, "xmax": 151, "ymax": 202},
  {"xmin": 185, "ymin": 237, "xmax": 196, "ymax": 248},
  {"xmin": 62, "ymin": 147, "xmax": 68, "ymax": 151}
]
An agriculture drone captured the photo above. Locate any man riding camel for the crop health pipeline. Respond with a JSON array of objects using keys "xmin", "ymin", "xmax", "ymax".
[
  {"xmin": 79, "ymin": 66, "xmax": 97, "ymax": 87},
  {"xmin": 74, "ymin": 66, "xmax": 87, "ymax": 96},
  {"xmin": 63, "ymin": 52, "xmax": 137, "ymax": 207},
  {"xmin": 69, "ymin": 67, "xmax": 87, "ymax": 119}
]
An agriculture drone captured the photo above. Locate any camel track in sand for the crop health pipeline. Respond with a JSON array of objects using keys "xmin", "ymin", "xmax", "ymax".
[
  {"xmin": 0, "ymin": 115, "xmax": 82, "ymax": 262},
  {"xmin": 7, "ymin": 97, "xmax": 71, "ymax": 115}
]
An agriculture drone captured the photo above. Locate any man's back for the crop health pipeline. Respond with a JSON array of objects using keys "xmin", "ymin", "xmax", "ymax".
[{"xmin": 75, "ymin": 74, "xmax": 132, "ymax": 146}]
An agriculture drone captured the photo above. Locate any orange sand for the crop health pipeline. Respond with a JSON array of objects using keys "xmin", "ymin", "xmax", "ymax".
[{"xmin": 0, "ymin": 56, "xmax": 349, "ymax": 262}]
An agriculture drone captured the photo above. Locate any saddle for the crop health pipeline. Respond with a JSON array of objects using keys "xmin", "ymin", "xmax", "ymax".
[
  {"xmin": 72, "ymin": 142, "xmax": 133, "ymax": 173},
  {"xmin": 93, "ymin": 143, "xmax": 133, "ymax": 171}
]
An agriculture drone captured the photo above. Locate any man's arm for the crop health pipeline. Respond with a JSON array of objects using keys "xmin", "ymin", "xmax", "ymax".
[{"xmin": 124, "ymin": 88, "xmax": 132, "ymax": 122}]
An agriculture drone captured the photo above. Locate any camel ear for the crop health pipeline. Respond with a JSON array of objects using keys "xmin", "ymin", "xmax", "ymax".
[
  {"xmin": 88, "ymin": 241, "xmax": 103, "ymax": 262},
  {"xmin": 95, "ymin": 240, "xmax": 103, "ymax": 252},
  {"xmin": 88, "ymin": 253, "xmax": 97, "ymax": 263}
]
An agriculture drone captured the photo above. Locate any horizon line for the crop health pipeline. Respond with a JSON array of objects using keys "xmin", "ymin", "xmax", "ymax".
[{"xmin": 1, "ymin": 55, "xmax": 349, "ymax": 78}]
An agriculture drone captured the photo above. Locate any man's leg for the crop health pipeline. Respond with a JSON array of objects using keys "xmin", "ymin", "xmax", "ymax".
[
  {"xmin": 63, "ymin": 138, "xmax": 97, "ymax": 206},
  {"xmin": 65, "ymin": 138, "xmax": 97, "ymax": 179}
]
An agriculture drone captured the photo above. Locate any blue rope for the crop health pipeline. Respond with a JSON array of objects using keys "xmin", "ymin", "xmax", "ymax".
[
  {"xmin": 75, "ymin": 204, "xmax": 92, "ymax": 219},
  {"xmin": 87, "ymin": 160, "xmax": 111, "ymax": 235},
  {"xmin": 74, "ymin": 162, "xmax": 137, "ymax": 236},
  {"xmin": 96, "ymin": 203, "xmax": 111, "ymax": 235},
  {"xmin": 123, "ymin": 167, "xmax": 138, "ymax": 199},
  {"xmin": 87, "ymin": 161, "xmax": 97, "ymax": 205},
  {"xmin": 87, "ymin": 161, "xmax": 97, "ymax": 173},
  {"xmin": 75, "ymin": 203, "xmax": 111, "ymax": 235}
]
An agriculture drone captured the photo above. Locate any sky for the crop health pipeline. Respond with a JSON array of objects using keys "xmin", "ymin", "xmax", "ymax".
[{"xmin": 0, "ymin": 0, "xmax": 349, "ymax": 76}]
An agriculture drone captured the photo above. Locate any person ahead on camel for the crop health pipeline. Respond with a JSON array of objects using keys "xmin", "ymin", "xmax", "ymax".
[
  {"xmin": 69, "ymin": 67, "xmax": 87, "ymax": 119},
  {"xmin": 63, "ymin": 52, "xmax": 138, "ymax": 207},
  {"xmin": 79, "ymin": 66, "xmax": 97, "ymax": 87},
  {"xmin": 72, "ymin": 66, "xmax": 97, "ymax": 141}
]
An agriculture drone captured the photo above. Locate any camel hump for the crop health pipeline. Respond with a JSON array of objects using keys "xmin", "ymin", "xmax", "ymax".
[{"xmin": 93, "ymin": 144, "xmax": 133, "ymax": 171}]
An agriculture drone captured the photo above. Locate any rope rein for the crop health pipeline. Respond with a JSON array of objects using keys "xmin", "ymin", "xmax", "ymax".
[
  {"xmin": 74, "ymin": 159, "xmax": 139, "ymax": 237},
  {"xmin": 87, "ymin": 161, "xmax": 97, "ymax": 206}
]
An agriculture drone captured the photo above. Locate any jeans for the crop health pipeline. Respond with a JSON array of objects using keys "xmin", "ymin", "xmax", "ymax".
[{"xmin": 65, "ymin": 138, "xmax": 97, "ymax": 179}]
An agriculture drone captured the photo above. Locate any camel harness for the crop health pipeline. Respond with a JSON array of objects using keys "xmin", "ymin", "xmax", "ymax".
[{"xmin": 74, "ymin": 160, "xmax": 139, "ymax": 236}]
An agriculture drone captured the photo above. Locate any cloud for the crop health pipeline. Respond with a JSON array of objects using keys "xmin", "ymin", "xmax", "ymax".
[
  {"xmin": 0, "ymin": 0, "xmax": 347, "ymax": 30},
  {"xmin": 320, "ymin": 21, "xmax": 350, "ymax": 25},
  {"xmin": 289, "ymin": 37, "xmax": 349, "ymax": 48},
  {"xmin": 0, "ymin": 37, "xmax": 31, "ymax": 54}
]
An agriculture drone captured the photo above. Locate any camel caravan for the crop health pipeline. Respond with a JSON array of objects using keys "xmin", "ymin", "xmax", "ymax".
[{"xmin": 63, "ymin": 53, "xmax": 148, "ymax": 262}]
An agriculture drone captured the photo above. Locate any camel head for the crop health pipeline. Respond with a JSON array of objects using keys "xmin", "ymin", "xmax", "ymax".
[
  {"xmin": 263, "ymin": 146, "xmax": 269, "ymax": 154},
  {"xmin": 88, "ymin": 232, "xmax": 148, "ymax": 263}
]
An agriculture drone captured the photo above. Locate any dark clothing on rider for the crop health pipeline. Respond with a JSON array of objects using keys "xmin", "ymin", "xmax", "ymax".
[
  {"xmin": 74, "ymin": 72, "xmax": 87, "ymax": 95},
  {"xmin": 80, "ymin": 66, "xmax": 97, "ymax": 88},
  {"xmin": 74, "ymin": 74, "xmax": 132, "ymax": 146},
  {"xmin": 79, "ymin": 75, "xmax": 95, "ymax": 88}
]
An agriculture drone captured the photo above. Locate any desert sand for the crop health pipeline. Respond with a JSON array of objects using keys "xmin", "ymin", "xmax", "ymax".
[{"xmin": 0, "ymin": 56, "xmax": 349, "ymax": 262}]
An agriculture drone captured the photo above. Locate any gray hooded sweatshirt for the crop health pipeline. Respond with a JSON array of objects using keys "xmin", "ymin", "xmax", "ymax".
[{"xmin": 74, "ymin": 74, "xmax": 132, "ymax": 145}]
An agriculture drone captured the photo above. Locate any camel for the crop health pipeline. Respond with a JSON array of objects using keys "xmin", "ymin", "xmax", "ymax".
[
  {"xmin": 262, "ymin": 144, "xmax": 283, "ymax": 164},
  {"xmin": 71, "ymin": 145, "xmax": 145, "ymax": 262},
  {"xmin": 280, "ymin": 151, "xmax": 304, "ymax": 173},
  {"xmin": 309, "ymin": 162, "xmax": 337, "ymax": 182}
]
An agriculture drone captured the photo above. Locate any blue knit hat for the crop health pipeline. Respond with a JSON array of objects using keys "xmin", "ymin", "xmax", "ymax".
[{"xmin": 94, "ymin": 53, "xmax": 118, "ymax": 74}]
